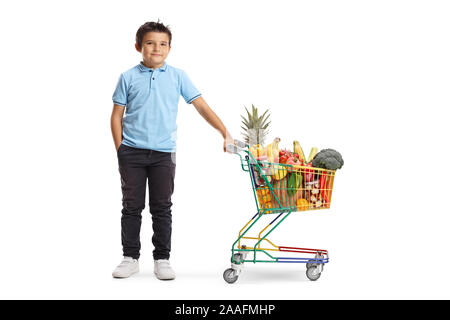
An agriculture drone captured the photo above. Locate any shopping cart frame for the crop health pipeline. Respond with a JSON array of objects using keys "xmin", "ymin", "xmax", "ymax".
[{"xmin": 223, "ymin": 141, "xmax": 335, "ymax": 283}]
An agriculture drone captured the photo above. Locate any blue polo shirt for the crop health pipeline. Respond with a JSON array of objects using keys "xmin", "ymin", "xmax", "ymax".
[{"xmin": 112, "ymin": 61, "xmax": 201, "ymax": 152}]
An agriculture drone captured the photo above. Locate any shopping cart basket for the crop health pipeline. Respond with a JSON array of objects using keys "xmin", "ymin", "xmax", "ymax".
[{"xmin": 223, "ymin": 140, "xmax": 337, "ymax": 283}]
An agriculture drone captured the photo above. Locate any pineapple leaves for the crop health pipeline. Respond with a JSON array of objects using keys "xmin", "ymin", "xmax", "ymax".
[
  {"xmin": 245, "ymin": 107, "xmax": 252, "ymax": 123},
  {"xmin": 240, "ymin": 115, "xmax": 250, "ymax": 127},
  {"xmin": 241, "ymin": 104, "xmax": 271, "ymax": 146}
]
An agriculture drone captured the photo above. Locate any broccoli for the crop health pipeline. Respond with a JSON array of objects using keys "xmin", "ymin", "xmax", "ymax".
[{"xmin": 312, "ymin": 149, "xmax": 344, "ymax": 170}]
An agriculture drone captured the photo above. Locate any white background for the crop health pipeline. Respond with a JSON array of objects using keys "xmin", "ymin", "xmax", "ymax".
[{"xmin": 0, "ymin": 0, "xmax": 449, "ymax": 299}]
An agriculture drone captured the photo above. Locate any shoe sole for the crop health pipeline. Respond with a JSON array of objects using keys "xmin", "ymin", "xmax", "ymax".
[
  {"xmin": 154, "ymin": 271, "xmax": 176, "ymax": 280},
  {"xmin": 112, "ymin": 267, "xmax": 139, "ymax": 279}
]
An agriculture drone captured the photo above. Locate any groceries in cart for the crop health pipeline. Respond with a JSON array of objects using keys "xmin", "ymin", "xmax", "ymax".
[
  {"xmin": 251, "ymin": 137, "xmax": 344, "ymax": 212},
  {"xmin": 238, "ymin": 104, "xmax": 344, "ymax": 213}
]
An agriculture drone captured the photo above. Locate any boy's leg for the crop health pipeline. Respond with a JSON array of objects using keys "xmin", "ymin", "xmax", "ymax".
[
  {"xmin": 147, "ymin": 151, "xmax": 176, "ymax": 260},
  {"xmin": 118, "ymin": 145, "xmax": 148, "ymax": 260}
]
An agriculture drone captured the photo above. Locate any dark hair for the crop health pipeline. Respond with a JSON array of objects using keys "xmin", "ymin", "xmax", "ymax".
[{"xmin": 136, "ymin": 20, "xmax": 172, "ymax": 49}]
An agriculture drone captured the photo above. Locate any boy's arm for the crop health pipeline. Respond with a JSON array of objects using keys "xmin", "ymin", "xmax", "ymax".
[
  {"xmin": 111, "ymin": 104, "xmax": 125, "ymax": 151},
  {"xmin": 191, "ymin": 96, "xmax": 233, "ymax": 152}
]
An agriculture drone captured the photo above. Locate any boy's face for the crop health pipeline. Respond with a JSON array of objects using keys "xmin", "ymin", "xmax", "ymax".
[{"xmin": 136, "ymin": 31, "xmax": 171, "ymax": 69}]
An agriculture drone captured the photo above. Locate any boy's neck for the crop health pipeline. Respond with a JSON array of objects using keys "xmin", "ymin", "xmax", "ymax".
[{"xmin": 141, "ymin": 60, "xmax": 165, "ymax": 70}]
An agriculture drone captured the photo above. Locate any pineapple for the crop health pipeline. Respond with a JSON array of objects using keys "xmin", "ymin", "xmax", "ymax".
[{"xmin": 241, "ymin": 104, "xmax": 271, "ymax": 146}]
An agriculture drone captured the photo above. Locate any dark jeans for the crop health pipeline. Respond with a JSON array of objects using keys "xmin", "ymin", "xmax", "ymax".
[{"xmin": 117, "ymin": 143, "xmax": 176, "ymax": 260}]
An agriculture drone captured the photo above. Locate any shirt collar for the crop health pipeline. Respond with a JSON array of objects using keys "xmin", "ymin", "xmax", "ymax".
[{"xmin": 138, "ymin": 61, "xmax": 168, "ymax": 72}]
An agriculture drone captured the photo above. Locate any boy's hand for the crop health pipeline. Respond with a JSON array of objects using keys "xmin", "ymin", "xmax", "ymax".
[
  {"xmin": 224, "ymin": 136, "xmax": 234, "ymax": 152},
  {"xmin": 111, "ymin": 104, "xmax": 125, "ymax": 152}
]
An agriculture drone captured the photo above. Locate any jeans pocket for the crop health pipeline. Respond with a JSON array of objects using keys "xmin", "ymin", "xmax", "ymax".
[
  {"xmin": 117, "ymin": 143, "xmax": 124, "ymax": 155},
  {"xmin": 170, "ymin": 152, "xmax": 176, "ymax": 166}
]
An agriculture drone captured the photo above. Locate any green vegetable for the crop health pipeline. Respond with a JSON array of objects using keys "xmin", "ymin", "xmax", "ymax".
[
  {"xmin": 288, "ymin": 172, "xmax": 303, "ymax": 197},
  {"xmin": 312, "ymin": 148, "xmax": 344, "ymax": 170}
]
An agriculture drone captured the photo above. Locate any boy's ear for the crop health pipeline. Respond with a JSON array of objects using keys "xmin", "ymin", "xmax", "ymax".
[{"xmin": 135, "ymin": 43, "xmax": 141, "ymax": 53}]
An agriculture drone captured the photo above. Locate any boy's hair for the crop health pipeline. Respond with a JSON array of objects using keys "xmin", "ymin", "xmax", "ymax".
[{"xmin": 136, "ymin": 20, "xmax": 172, "ymax": 49}]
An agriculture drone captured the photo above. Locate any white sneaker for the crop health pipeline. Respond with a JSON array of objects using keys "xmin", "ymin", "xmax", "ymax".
[
  {"xmin": 112, "ymin": 256, "xmax": 139, "ymax": 278},
  {"xmin": 154, "ymin": 259, "xmax": 176, "ymax": 280}
]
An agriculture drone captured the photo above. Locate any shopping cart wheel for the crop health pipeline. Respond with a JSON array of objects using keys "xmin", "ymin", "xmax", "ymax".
[
  {"xmin": 307, "ymin": 254, "xmax": 325, "ymax": 270},
  {"xmin": 223, "ymin": 268, "xmax": 239, "ymax": 284},
  {"xmin": 306, "ymin": 259, "xmax": 317, "ymax": 269},
  {"xmin": 306, "ymin": 266, "xmax": 321, "ymax": 281},
  {"xmin": 306, "ymin": 260, "xmax": 324, "ymax": 270},
  {"xmin": 231, "ymin": 253, "xmax": 244, "ymax": 264}
]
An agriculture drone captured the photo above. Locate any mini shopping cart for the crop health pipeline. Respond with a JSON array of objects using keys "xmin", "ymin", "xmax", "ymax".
[{"xmin": 223, "ymin": 140, "xmax": 337, "ymax": 283}]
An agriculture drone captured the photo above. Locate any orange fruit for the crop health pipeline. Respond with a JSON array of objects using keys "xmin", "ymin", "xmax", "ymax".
[{"xmin": 296, "ymin": 198, "xmax": 309, "ymax": 211}]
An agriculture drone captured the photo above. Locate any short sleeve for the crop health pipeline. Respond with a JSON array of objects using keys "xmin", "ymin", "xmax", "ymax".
[
  {"xmin": 112, "ymin": 74, "xmax": 128, "ymax": 106},
  {"xmin": 180, "ymin": 70, "xmax": 201, "ymax": 104}
]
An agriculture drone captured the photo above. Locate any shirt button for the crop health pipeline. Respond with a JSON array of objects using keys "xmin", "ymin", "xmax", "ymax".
[{"xmin": 152, "ymin": 78, "xmax": 155, "ymax": 80}]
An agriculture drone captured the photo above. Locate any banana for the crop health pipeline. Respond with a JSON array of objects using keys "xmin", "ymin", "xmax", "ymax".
[
  {"xmin": 293, "ymin": 140, "xmax": 306, "ymax": 162},
  {"xmin": 265, "ymin": 137, "xmax": 280, "ymax": 163},
  {"xmin": 273, "ymin": 164, "xmax": 287, "ymax": 180},
  {"xmin": 264, "ymin": 137, "xmax": 283, "ymax": 180},
  {"xmin": 270, "ymin": 138, "xmax": 286, "ymax": 180},
  {"xmin": 265, "ymin": 143, "xmax": 273, "ymax": 162},
  {"xmin": 271, "ymin": 137, "xmax": 280, "ymax": 161}
]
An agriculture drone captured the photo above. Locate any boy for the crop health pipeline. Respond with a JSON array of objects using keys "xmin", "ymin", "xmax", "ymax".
[{"xmin": 111, "ymin": 21, "xmax": 233, "ymax": 280}]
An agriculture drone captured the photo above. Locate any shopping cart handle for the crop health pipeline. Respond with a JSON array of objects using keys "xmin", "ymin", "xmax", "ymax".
[
  {"xmin": 226, "ymin": 144, "xmax": 240, "ymax": 154},
  {"xmin": 226, "ymin": 140, "xmax": 248, "ymax": 154},
  {"xmin": 234, "ymin": 140, "xmax": 248, "ymax": 149}
]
